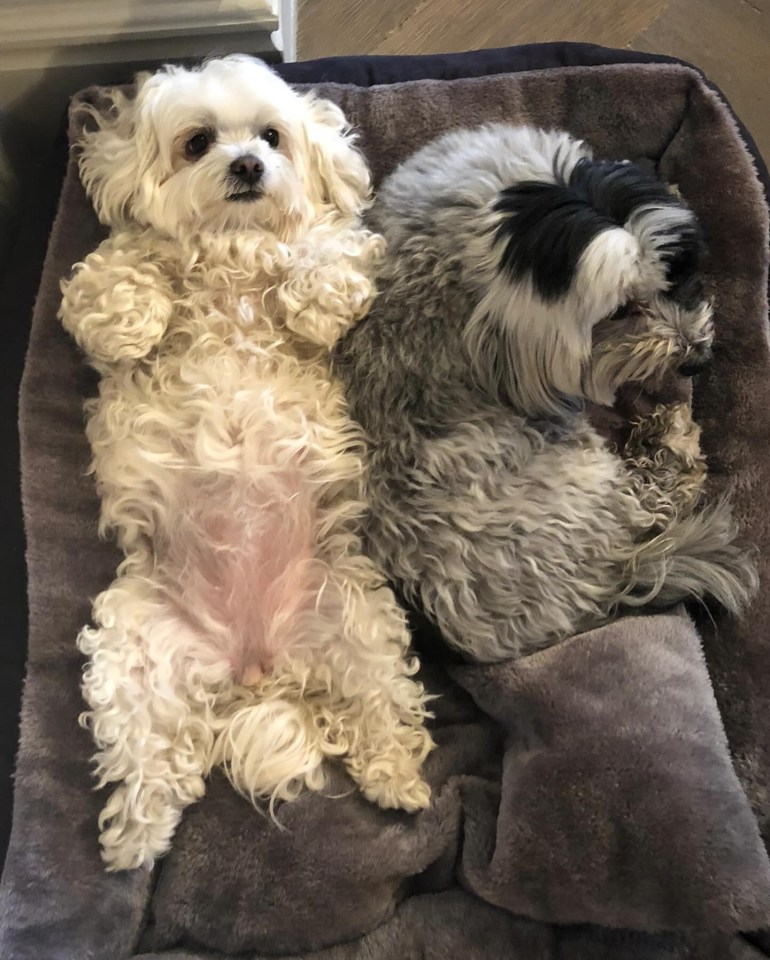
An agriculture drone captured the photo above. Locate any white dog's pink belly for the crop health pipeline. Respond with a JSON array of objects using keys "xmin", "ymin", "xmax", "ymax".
[
  {"xmin": 161, "ymin": 470, "xmax": 336, "ymax": 683},
  {"xmin": 92, "ymin": 337, "xmax": 360, "ymax": 682}
]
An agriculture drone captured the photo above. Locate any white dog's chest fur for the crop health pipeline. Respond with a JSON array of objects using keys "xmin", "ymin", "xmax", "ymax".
[{"xmin": 86, "ymin": 236, "xmax": 367, "ymax": 679}]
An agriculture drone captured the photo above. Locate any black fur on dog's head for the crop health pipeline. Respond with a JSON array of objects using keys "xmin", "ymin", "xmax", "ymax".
[{"xmin": 493, "ymin": 158, "xmax": 706, "ymax": 309}]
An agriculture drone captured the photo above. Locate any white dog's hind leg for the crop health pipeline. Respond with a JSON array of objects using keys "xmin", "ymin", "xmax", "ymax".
[
  {"xmin": 339, "ymin": 682, "xmax": 433, "ymax": 813},
  {"xmin": 315, "ymin": 569, "xmax": 434, "ymax": 813},
  {"xmin": 210, "ymin": 648, "xmax": 432, "ymax": 816},
  {"xmin": 80, "ymin": 578, "xmax": 221, "ymax": 871}
]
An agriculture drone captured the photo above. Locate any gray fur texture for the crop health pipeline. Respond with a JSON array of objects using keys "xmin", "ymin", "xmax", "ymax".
[{"xmin": 334, "ymin": 124, "xmax": 757, "ymax": 661}]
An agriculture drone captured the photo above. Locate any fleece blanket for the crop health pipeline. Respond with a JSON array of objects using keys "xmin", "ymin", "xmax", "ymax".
[{"xmin": 2, "ymin": 61, "xmax": 770, "ymax": 960}]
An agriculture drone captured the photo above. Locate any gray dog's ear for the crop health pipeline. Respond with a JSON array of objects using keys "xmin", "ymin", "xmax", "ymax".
[
  {"xmin": 299, "ymin": 95, "xmax": 372, "ymax": 218},
  {"xmin": 462, "ymin": 268, "xmax": 597, "ymax": 420}
]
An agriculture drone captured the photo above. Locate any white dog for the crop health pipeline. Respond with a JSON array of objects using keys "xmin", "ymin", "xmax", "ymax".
[{"xmin": 59, "ymin": 55, "xmax": 432, "ymax": 872}]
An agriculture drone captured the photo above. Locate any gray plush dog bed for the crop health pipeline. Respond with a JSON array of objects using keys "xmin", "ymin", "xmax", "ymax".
[{"xmin": 2, "ymin": 59, "xmax": 770, "ymax": 960}]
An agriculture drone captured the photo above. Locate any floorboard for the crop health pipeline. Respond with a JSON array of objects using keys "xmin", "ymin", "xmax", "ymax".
[{"xmin": 297, "ymin": 0, "xmax": 770, "ymax": 159}]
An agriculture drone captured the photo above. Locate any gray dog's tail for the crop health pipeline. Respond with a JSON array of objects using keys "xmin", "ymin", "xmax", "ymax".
[{"xmin": 620, "ymin": 499, "xmax": 758, "ymax": 615}]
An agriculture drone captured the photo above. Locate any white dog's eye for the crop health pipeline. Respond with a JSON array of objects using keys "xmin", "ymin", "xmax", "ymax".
[
  {"xmin": 261, "ymin": 127, "xmax": 280, "ymax": 148},
  {"xmin": 185, "ymin": 131, "xmax": 212, "ymax": 160}
]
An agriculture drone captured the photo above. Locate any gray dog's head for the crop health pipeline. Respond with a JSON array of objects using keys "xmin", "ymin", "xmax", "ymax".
[{"xmin": 373, "ymin": 124, "xmax": 711, "ymax": 416}]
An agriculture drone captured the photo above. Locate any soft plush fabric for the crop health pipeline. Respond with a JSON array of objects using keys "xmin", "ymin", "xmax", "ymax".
[
  {"xmin": 2, "ymin": 60, "xmax": 770, "ymax": 960},
  {"xmin": 9, "ymin": 41, "xmax": 754, "ymax": 867}
]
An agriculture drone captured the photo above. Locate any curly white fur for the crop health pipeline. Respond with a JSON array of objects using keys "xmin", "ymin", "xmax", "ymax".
[{"xmin": 59, "ymin": 55, "xmax": 432, "ymax": 872}]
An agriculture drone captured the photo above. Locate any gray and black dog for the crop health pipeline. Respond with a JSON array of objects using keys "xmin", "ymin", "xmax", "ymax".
[{"xmin": 333, "ymin": 124, "xmax": 756, "ymax": 662}]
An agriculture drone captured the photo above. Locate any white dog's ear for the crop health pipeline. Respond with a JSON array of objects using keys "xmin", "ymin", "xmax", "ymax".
[
  {"xmin": 301, "ymin": 95, "xmax": 371, "ymax": 217},
  {"xmin": 77, "ymin": 75, "xmax": 158, "ymax": 226}
]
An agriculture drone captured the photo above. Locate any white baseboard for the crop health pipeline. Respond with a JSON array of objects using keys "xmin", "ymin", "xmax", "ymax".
[{"xmin": 0, "ymin": 0, "xmax": 278, "ymax": 57}]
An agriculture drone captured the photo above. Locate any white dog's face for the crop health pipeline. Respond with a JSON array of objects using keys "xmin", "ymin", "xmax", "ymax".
[{"xmin": 79, "ymin": 55, "xmax": 370, "ymax": 238}]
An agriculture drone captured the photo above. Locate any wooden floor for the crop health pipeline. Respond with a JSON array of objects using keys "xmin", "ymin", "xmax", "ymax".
[{"xmin": 297, "ymin": 0, "xmax": 770, "ymax": 161}]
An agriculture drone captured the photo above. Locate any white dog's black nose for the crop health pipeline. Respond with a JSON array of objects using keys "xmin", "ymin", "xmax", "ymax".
[{"xmin": 230, "ymin": 155, "xmax": 264, "ymax": 185}]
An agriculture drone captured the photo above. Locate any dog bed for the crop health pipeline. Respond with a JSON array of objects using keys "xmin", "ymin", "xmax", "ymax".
[{"xmin": 2, "ymin": 47, "xmax": 770, "ymax": 960}]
